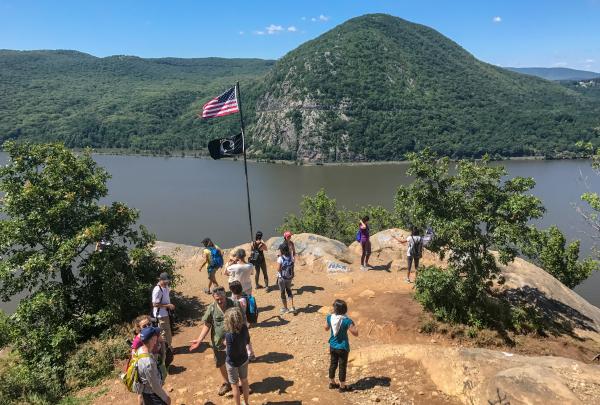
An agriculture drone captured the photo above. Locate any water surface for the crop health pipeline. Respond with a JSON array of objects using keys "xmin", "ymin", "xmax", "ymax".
[{"xmin": 1, "ymin": 153, "xmax": 598, "ymax": 308}]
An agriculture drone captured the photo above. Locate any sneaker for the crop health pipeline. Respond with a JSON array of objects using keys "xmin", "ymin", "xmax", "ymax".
[
  {"xmin": 203, "ymin": 288, "xmax": 211, "ymax": 294},
  {"xmin": 361, "ymin": 265, "xmax": 367, "ymax": 271},
  {"xmin": 405, "ymin": 277, "xmax": 412, "ymax": 283},
  {"xmin": 280, "ymin": 307, "xmax": 288, "ymax": 314},
  {"xmin": 256, "ymin": 284, "xmax": 263, "ymax": 289},
  {"xmin": 218, "ymin": 382, "xmax": 232, "ymax": 396},
  {"xmin": 289, "ymin": 307, "xmax": 297, "ymax": 313},
  {"xmin": 248, "ymin": 354, "xmax": 256, "ymax": 362},
  {"xmin": 329, "ymin": 382, "xmax": 340, "ymax": 389}
]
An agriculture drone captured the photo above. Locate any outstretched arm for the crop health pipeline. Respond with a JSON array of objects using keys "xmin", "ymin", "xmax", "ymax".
[
  {"xmin": 189, "ymin": 324, "xmax": 211, "ymax": 351},
  {"xmin": 349, "ymin": 322, "xmax": 359, "ymax": 337}
]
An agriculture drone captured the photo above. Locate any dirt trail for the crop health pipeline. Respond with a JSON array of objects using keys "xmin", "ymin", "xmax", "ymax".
[{"xmin": 87, "ymin": 244, "xmax": 599, "ymax": 405}]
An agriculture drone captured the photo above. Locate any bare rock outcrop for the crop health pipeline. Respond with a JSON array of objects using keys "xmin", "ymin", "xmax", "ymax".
[{"xmin": 350, "ymin": 344, "xmax": 600, "ymax": 404}]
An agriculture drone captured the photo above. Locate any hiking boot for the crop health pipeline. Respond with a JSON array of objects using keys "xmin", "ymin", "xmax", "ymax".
[
  {"xmin": 329, "ymin": 382, "xmax": 340, "ymax": 389},
  {"xmin": 218, "ymin": 382, "xmax": 232, "ymax": 396}
]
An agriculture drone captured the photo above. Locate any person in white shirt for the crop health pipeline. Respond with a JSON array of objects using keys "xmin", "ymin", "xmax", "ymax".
[
  {"xmin": 394, "ymin": 227, "xmax": 423, "ymax": 283},
  {"xmin": 152, "ymin": 272, "xmax": 175, "ymax": 348},
  {"xmin": 224, "ymin": 249, "xmax": 254, "ymax": 296}
]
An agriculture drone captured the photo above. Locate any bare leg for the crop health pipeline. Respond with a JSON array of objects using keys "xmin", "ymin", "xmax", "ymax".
[
  {"xmin": 241, "ymin": 377, "xmax": 250, "ymax": 404},
  {"xmin": 219, "ymin": 364, "xmax": 229, "ymax": 384},
  {"xmin": 231, "ymin": 383, "xmax": 241, "ymax": 405}
]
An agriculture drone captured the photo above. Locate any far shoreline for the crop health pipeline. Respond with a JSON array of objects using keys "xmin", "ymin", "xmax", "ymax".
[{"xmin": 73, "ymin": 147, "xmax": 586, "ymax": 167}]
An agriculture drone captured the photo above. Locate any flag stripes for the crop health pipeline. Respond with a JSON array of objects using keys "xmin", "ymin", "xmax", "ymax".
[{"xmin": 201, "ymin": 87, "xmax": 239, "ymax": 118}]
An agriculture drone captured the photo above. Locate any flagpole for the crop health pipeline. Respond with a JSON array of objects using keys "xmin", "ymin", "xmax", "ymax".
[{"xmin": 235, "ymin": 82, "xmax": 254, "ymax": 241}]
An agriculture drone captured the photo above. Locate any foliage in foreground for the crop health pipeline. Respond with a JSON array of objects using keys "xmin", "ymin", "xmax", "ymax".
[
  {"xmin": 278, "ymin": 189, "xmax": 396, "ymax": 244},
  {"xmin": 0, "ymin": 142, "xmax": 176, "ymax": 404}
]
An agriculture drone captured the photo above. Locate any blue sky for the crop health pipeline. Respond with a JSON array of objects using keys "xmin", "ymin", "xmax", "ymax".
[{"xmin": 1, "ymin": 0, "xmax": 599, "ymax": 71}]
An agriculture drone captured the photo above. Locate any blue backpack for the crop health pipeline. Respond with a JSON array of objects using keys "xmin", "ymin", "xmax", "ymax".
[
  {"xmin": 243, "ymin": 294, "xmax": 259, "ymax": 324},
  {"xmin": 208, "ymin": 247, "xmax": 223, "ymax": 268},
  {"xmin": 356, "ymin": 229, "xmax": 362, "ymax": 242}
]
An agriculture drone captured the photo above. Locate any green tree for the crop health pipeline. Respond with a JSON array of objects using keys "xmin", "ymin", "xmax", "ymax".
[
  {"xmin": 522, "ymin": 226, "xmax": 597, "ymax": 288},
  {"xmin": 394, "ymin": 149, "xmax": 545, "ymax": 323},
  {"xmin": 0, "ymin": 142, "xmax": 175, "ymax": 402},
  {"xmin": 279, "ymin": 189, "xmax": 396, "ymax": 244}
]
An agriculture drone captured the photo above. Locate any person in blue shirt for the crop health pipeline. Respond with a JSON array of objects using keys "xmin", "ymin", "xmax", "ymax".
[{"xmin": 325, "ymin": 299, "xmax": 359, "ymax": 392}]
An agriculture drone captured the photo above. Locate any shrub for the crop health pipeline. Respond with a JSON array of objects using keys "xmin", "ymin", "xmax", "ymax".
[
  {"xmin": 64, "ymin": 337, "xmax": 130, "ymax": 390},
  {"xmin": 279, "ymin": 189, "xmax": 396, "ymax": 244},
  {"xmin": 414, "ymin": 266, "xmax": 470, "ymax": 323},
  {"xmin": 0, "ymin": 356, "xmax": 63, "ymax": 405}
]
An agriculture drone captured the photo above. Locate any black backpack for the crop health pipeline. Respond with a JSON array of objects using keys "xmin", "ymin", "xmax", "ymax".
[{"xmin": 409, "ymin": 236, "xmax": 423, "ymax": 259}]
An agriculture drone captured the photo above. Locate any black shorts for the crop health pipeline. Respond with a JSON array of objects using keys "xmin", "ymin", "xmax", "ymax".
[{"xmin": 213, "ymin": 348, "xmax": 226, "ymax": 368}]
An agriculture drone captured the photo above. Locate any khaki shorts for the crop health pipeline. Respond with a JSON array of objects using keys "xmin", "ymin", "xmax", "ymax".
[
  {"xmin": 226, "ymin": 360, "xmax": 249, "ymax": 384},
  {"xmin": 157, "ymin": 316, "xmax": 172, "ymax": 347}
]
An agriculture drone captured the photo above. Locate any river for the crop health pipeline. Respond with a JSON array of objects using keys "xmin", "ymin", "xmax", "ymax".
[{"xmin": 0, "ymin": 153, "xmax": 598, "ymax": 309}]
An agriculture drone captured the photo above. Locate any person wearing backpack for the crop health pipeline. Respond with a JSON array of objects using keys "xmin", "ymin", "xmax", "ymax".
[
  {"xmin": 136, "ymin": 326, "xmax": 171, "ymax": 405},
  {"xmin": 283, "ymin": 231, "xmax": 296, "ymax": 261},
  {"xmin": 325, "ymin": 299, "xmax": 358, "ymax": 393},
  {"xmin": 250, "ymin": 231, "xmax": 268, "ymax": 290},
  {"xmin": 152, "ymin": 273, "xmax": 175, "ymax": 352},
  {"xmin": 199, "ymin": 238, "xmax": 224, "ymax": 294},
  {"xmin": 224, "ymin": 248, "xmax": 254, "ymax": 296},
  {"xmin": 277, "ymin": 243, "xmax": 296, "ymax": 314},
  {"xmin": 229, "ymin": 280, "xmax": 256, "ymax": 361},
  {"xmin": 396, "ymin": 227, "xmax": 423, "ymax": 283},
  {"xmin": 358, "ymin": 216, "xmax": 372, "ymax": 271}
]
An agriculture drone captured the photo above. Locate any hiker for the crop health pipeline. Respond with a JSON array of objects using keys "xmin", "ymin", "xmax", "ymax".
[
  {"xmin": 224, "ymin": 248, "xmax": 254, "ymax": 296},
  {"xmin": 276, "ymin": 243, "xmax": 296, "ymax": 314},
  {"xmin": 224, "ymin": 307, "xmax": 251, "ymax": 405},
  {"xmin": 229, "ymin": 280, "xmax": 256, "ymax": 361},
  {"xmin": 395, "ymin": 227, "xmax": 423, "ymax": 283},
  {"xmin": 325, "ymin": 299, "xmax": 358, "ymax": 393},
  {"xmin": 130, "ymin": 315, "xmax": 158, "ymax": 405},
  {"xmin": 137, "ymin": 326, "xmax": 171, "ymax": 405},
  {"xmin": 189, "ymin": 286, "xmax": 238, "ymax": 396},
  {"xmin": 152, "ymin": 272, "xmax": 175, "ymax": 350},
  {"xmin": 358, "ymin": 216, "xmax": 371, "ymax": 270},
  {"xmin": 250, "ymin": 231, "xmax": 268, "ymax": 290},
  {"xmin": 282, "ymin": 231, "xmax": 296, "ymax": 261},
  {"xmin": 199, "ymin": 238, "xmax": 224, "ymax": 294}
]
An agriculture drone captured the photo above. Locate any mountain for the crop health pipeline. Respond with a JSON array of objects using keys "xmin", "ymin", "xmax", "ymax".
[
  {"xmin": 506, "ymin": 67, "xmax": 600, "ymax": 81},
  {"xmin": 0, "ymin": 50, "xmax": 274, "ymax": 151},
  {"xmin": 2, "ymin": 15, "xmax": 600, "ymax": 161},
  {"xmin": 249, "ymin": 14, "xmax": 600, "ymax": 161}
]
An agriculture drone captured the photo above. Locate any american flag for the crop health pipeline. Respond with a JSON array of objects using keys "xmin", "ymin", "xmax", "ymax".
[{"xmin": 201, "ymin": 86, "xmax": 239, "ymax": 118}]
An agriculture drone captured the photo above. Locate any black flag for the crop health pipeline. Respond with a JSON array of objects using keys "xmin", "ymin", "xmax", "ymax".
[{"xmin": 207, "ymin": 133, "xmax": 244, "ymax": 160}]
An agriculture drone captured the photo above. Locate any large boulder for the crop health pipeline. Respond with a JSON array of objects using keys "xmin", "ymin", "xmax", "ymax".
[
  {"xmin": 350, "ymin": 344, "xmax": 600, "ymax": 404},
  {"xmin": 499, "ymin": 256, "xmax": 600, "ymax": 338},
  {"xmin": 265, "ymin": 233, "xmax": 353, "ymax": 264}
]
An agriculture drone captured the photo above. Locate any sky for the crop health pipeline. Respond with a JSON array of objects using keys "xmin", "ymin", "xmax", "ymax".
[{"xmin": 1, "ymin": 0, "xmax": 599, "ymax": 71}]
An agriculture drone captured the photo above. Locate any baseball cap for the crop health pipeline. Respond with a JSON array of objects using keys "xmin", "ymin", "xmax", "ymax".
[
  {"xmin": 283, "ymin": 231, "xmax": 293, "ymax": 239},
  {"xmin": 140, "ymin": 326, "xmax": 161, "ymax": 343},
  {"xmin": 159, "ymin": 272, "xmax": 170, "ymax": 281}
]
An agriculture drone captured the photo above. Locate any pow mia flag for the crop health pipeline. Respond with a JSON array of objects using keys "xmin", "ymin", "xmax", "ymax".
[{"xmin": 207, "ymin": 133, "xmax": 244, "ymax": 160}]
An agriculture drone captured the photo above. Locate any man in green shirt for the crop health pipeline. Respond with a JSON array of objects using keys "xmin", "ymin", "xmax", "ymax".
[{"xmin": 189, "ymin": 286, "xmax": 237, "ymax": 396}]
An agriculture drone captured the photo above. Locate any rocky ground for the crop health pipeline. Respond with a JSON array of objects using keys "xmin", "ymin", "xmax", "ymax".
[{"xmin": 84, "ymin": 230, "xmax": 600, "ymax": 405}]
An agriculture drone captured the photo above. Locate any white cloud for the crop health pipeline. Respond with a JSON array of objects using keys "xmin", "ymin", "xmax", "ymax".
[
  {"xmin": 287, "ymin": 26, "xmax": 297, "ymax": 32},
  {"xmin": 254, "ymin": 30, "xmax": 265, "ymax": 35},
  {"xmin": 311, "ymin": 17, "xmax": 317, "ymax": 22},
  {"xmin": 266, "ymin": 24, "xmax": 284, "ymax": 34},
  {"xmin": 585, "ymin": 59, "xmax": 595, "ymax": 63},
  {"xmin": 492, "ymin": 16, "xmax": 502, "ymax": 23},
  {"xmin": 319, "ymin": 14, "xmax": 329, "ymax": 22}
]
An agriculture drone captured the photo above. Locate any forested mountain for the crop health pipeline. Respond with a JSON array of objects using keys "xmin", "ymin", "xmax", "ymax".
[
  {"xmin": 250, "ymin": 14, "xmax": 600, "ymax": 160},
  {"xmin": 0, "ymin": 50, "xmax": 274, "ymax": 151},
  {"xmin": 2, "ymin": 14, "xmax": 600, "ymax": 161},
  {"xmin": 506, "ymin": 67, "xmax": 600, "ymax": 81}
]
